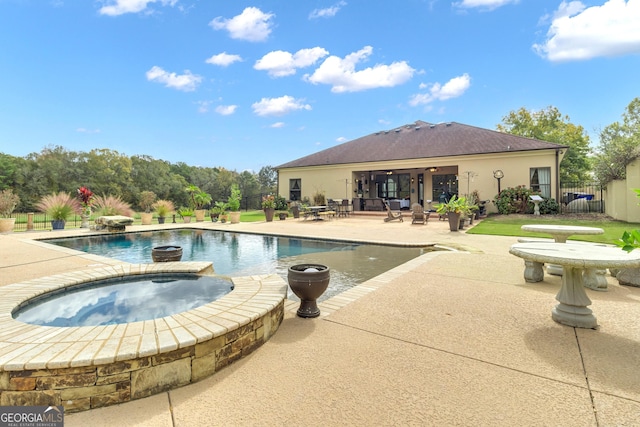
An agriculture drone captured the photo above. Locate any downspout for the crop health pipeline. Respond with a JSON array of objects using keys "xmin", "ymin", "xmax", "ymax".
[{"xmin": 555, "ymin": 148, "xmax": 561, "ymax": 201}]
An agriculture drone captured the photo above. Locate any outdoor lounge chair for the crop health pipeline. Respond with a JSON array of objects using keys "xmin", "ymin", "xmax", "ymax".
[
  {"xmin": 384, "ymin": 202, "xmax": 403, "ymax": 222},
  {"xmin": 411, "ymin": 203, "xmax": 428, "ymax": 224}
]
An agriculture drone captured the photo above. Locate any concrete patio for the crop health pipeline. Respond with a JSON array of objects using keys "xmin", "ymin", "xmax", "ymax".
[{"xmin": 1, "ymin": 215, "xmax": 639, "ymax": 426}]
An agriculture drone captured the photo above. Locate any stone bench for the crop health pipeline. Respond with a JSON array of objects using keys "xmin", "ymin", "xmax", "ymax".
[
  {"xmin": 517, "ymin": 237, "xmax": 611, "ymax": 291},
  {"xmin": 95, "ymin": 215, "xmax": 135, "ymax": 232}
]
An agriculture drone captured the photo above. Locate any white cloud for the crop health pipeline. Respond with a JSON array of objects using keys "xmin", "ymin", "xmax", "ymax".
[
  {"xmin": 99, "ymin": 0, "xmax": 178, "ymax": 16},
  {"xmin": 209, "ymin": 7, "xmax": 274, "ymax": 42},
  {"xmin": 304, "ymin": 46, "xmax": 415, "ymax": 93},
  {"xmin": 533, "ymin": 0, "xmax": 640, "ymax": 61},
  {"xmin": 309, "ymin": 1, "xmax": 347, "ymax": 19},
  {"xmin": 270, "ymin": 122, "xmax": 285, "ymax": 128},
  {"xmin": 254, "ymin": 47, "xmax": 329, "ymax": 77},
  {"xmin": 145, "ymin": 66, "xmax": 202, "ymax": 91},
  {"xmin": 205, "ymin": 52, "xmax": 242, "ymax": 67},
  {"xmin": 76, "ymin": 127, "xmax": 101, "ymax": 134},
  {"xmin": 215, "ymin": 105, "xmax": 237, "ymax": 115},
  {"xmin": 453, "ymin": 0, "xmax": 518, "ymax": 10},
  {"xmin": 336, "ymin": 136, "xmax": 347, "ymax": 142},
  {"xmin": 409, "ymin": 73, "xmax": 471, "ymax": 106},
  {"xmin": 251, "ymin": 95, "xmax": 311, "ymax": 117},
  {"xmin": 195, "ymin": 100, "xmax": 211, "ymax": 113}
]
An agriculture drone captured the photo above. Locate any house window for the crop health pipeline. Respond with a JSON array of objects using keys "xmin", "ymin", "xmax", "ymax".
[
  {"xmin": 530, "ymin": 167, "xmax": 551, "ymax": 198},
  {"xmin": 375, "ymin": 173, "xmax": 410, "ymax": 199},
  {"xmin": 289, "ymin": 179, "xmax": 301, "ymax": 201},
  {"xmin": 432, "ymin": 174, "xmax": 458, "ymax": 202}
]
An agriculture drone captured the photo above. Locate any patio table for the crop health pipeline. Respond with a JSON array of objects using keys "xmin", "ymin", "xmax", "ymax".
[
  {"xmin": 308, "ymin": 205, "xmax": 327, "ymax": 221},
  {"xmin": 509, "ymin": 242, "xmax": 640, "ymax": 328},
  {"xmin": 520, "ymin": 224, "xmax": 607, "ymax": 289}
]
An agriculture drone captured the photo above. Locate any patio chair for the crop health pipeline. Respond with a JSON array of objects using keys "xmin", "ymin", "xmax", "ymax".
[
  {"xmin": 384, "ymin": 202, "xmax": 403, "ymax": 222},
  {"xmin": 411, "ymin": 203, "xmax": 428, "ymax": 224}
]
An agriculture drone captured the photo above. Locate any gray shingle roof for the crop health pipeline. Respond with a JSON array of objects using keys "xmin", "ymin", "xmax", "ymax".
[{"xmin": 277, "ymin": 120, "xmax": 567, "ymax": 168}]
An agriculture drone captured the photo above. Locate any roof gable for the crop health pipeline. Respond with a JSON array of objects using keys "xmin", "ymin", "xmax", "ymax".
[{"xmin": 277, "ymin": 121, "xmax": 567, "ymax": 168}]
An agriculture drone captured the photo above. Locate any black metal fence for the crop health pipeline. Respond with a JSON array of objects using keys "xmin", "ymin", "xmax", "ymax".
[
  {"xmin": 7, "ymin": 213, "xmax": 83, "ymax": 232},
  {"xmin": 558, "ymin": 181, "xmax": 605, "ymax": 214}
]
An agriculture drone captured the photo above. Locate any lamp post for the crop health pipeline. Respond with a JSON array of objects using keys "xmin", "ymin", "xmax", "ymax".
[{"xmin": 493, "ymin": 170, "xmax": 504, "ymax": 194}]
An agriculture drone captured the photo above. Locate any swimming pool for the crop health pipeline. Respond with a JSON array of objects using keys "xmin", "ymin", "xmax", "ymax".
[{"xmin": 44, "ymin": 229, "xmax": 431, "ymax": 301}]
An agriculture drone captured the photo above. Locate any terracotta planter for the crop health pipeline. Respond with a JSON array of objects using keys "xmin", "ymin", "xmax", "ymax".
[
  {"xmin": 229, "ymin": 211, "xmax": 241, "ymax": 224},
  {"xmin": 141, "ymin": 212, "xmax": 153, "ymax": 225},
  {"xmin": 0, "ymin": 218, "xmax": 15, "ymax": 233},
  {"xmin": 182, "ymin": 216, "xmax": 192, "ymax": 223},
  {"xmin": 264, "ymin": 208, "xmax": 275, "ymax": 222},
  {"xmin": 195, "ymin": 209, "xmax": 206, "ymax": 222},
  {"xmin": 151, "ymin": 245, "xmax": 183, "ymax": 262},
  {"xmin": 288, "ymin": 264, "xmax": 331, "ymax": 318}
]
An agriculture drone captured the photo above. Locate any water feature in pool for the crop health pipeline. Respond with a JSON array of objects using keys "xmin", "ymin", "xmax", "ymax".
[
  {"xmin": 13, "ymin": 274, "xmax": 233, "ymax": 327},
  {"xmin": 43, "ymin": 229, "xmax": 431, "ymax": 301}
]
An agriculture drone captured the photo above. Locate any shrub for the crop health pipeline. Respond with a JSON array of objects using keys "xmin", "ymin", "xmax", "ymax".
[
  {"xmin": 152, "ymin": 199, "xmax": 174, "ymax": 217},
  {"xmin": 35, "ymin": 192, "xmax": 81, "ymax": 221},
  {"xmin": 274, "ymin": 195, "xmax": 288, "ymax": 210},
  {"xmin": 139, "ymin": 191, "xmax": 157, "ymax": 213},
  {"xmin": 538, "ymin": 197, "xmax": 560, "ymax": 214},
  {"xmin": 0, "ymin": 189, "xmax": 20, "ymax": 218},
  {"xmin": 93, "ymin": 195, "xmax": 134, "ymax": 217},
  {"xmin": 494, "ymin": 186, "xmax": 533, "ymax": 214}
]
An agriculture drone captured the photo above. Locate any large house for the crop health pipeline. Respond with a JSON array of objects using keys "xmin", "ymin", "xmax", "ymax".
[{"xmin": 276, "ymin": 120, "xmax": 568, "ymax": 212}]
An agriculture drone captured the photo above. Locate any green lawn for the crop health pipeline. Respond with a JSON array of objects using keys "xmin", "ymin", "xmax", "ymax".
[{"xmin": 467, "ymin": 215, "xmax": 640, "ymax": 245}]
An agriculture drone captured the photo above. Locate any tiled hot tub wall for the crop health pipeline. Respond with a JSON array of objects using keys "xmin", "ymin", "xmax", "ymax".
[{"xmin": 0, "ymin": 262, "xmax": 286, "ymax": 412}]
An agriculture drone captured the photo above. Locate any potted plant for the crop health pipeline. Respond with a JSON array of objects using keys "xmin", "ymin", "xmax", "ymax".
[
  {"xmin": 261, "ymin": 195, "xmax": 276, "ymax": 222},
  {"xmin": 178, "ymin": 207, "xmax": 194, "ymax": 223},
  {"xmin": 152, "ymin": 199, "xmax": 174, "ymax": 224},
  {"xmin": 290, "ymin": 201, "xmax": 301, "ymax": 219},
  {"xmin": 0, "ymin": 189, "xmax": 20, "ymax": 233},
  {"xmin": 35, "ymin": 192, "xmax": 81, "ymax": 230},
  {"xmin": 213, "ymin": 201, "xmax": 228, "ymax": 223},
  {"xmin": 227, "ymin": 184, "xmax": 241, "ymax": 224},
  {"xmin": 77, "ymin": 186, "xmax": 95, "ymax": 228},
  {"xmin": 209, "ymin": 206, "xmax": 221, "ymax": 222},
  {"xmin": 139, "ymin": 191, "xmax": 156, "ymax": 225},
  {"xmin": 436, "ymin": 194, "xmax": 467, "ymax": 232}
]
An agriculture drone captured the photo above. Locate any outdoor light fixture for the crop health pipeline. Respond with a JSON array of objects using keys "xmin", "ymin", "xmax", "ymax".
[{"xmin": 493, "ymin": 169, "xmax": 504, "ymax": 193}]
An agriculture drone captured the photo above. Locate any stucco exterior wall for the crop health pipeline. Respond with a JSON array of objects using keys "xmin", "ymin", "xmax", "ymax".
[
  {"xmin": 278, "ymin": 149, "xmax": 562, "ymax": 208},
  {"xmin": 604, "ymin": 160, "xmax": 640, "ymax": 222}
]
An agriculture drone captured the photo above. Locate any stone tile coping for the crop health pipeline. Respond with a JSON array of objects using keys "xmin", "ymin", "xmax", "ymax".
[{"xmin": 0, "ymin": 262, "xmax": 287, "ymax": 372}]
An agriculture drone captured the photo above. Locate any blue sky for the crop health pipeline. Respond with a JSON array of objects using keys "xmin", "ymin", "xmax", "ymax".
[{"xmin": 1, "ymin": 0, "xmax": 638, "ymax": 172}]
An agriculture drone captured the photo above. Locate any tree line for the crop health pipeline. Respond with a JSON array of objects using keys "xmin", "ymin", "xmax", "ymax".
[{"xmin": 0, "ymin": 146, "xmax": 277, "ymax": 213}]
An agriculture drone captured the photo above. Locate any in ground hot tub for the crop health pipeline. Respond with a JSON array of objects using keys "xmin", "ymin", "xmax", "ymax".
[{"xmin": 0, "ymin": 262, "xmax": 286, "ymax": 412}]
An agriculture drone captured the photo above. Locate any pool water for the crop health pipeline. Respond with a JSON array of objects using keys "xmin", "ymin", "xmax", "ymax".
[
  {"xmin": 13, "ymin": 274, "xmax": 233, "ymax": 327},
  {"xmin": 44, "ymin": 229, "xmax": 430, "ymax": 301}
]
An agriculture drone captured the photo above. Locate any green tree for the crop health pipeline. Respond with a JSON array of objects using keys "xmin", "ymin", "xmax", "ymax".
[
  {"xmin": 257, "ymin": 166, "xmax": 277, "ymax": 194},
  {"xmin": 497, "ymin": 106, "xmax": 592, "ymax": 182},
  {"xmin": 0, "ymin": 153, "xmax": 19, "ymax": 190},
  {"xmin": 593, "ymin": 97, "xmax": 640, "ymax": 184}
]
